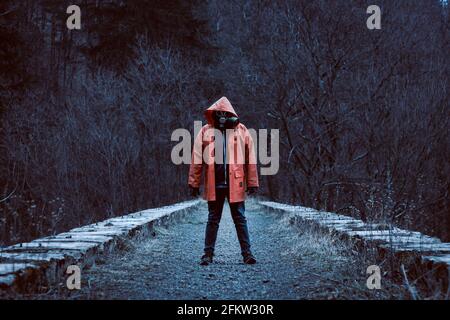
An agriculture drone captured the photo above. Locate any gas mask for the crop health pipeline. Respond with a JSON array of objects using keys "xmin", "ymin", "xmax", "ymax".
[{"xmin": 214, "ymin": 111, "xmax": 239, "ymax": 129}]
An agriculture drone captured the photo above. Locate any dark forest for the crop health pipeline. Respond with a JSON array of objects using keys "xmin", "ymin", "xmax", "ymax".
[{"xmin": 0, "ymin": 0, "xmax": 449, "ymax": 247}]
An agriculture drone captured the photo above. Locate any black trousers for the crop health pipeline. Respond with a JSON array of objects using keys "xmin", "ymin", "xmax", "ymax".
[{"xmin": 204, "ymin": 188, "xmax": 251, "ymax": 256}]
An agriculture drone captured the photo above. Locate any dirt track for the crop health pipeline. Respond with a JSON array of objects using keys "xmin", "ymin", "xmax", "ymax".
[{"xmin": 30, "ymin": 200, "xmax": 405, "ymax": 299}]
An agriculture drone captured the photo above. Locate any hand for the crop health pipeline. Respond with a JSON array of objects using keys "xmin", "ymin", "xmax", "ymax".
[
  {"xmin": 190, "ymin": 186, "xmax": 200, "ymax": 197},
  {"xmin": 247, "ymin": 187, "xmax": 258, "ymax": 195}
]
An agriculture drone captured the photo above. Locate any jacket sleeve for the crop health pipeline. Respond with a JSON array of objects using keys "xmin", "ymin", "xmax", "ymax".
[
  {"xmin": 188, "ymin": 128, "xmax": 203, "ymax": 188},
  {"xmin": 245, "ymin": 130, "xmax": 259, "ymax": 188}
]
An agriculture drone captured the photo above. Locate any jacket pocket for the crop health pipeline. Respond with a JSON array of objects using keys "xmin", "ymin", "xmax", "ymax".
[{"xmin": 235, "ymin": 171, "xmax": 244, "ymax": 188}]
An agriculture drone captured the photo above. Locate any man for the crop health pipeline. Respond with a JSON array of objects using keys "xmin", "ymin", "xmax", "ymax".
[{"xmin": 188, "ymin": 97, "xmax": 259, "ymax": 266}]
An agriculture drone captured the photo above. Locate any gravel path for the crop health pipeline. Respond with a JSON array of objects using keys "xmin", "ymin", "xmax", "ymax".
[{"xmin": 56, "ymin": 200, "xmax": 404, "ymax": 300}]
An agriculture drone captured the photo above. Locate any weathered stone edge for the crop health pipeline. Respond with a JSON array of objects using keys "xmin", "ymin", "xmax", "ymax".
[
  {"xmin": 259, "ymin": 200, "xmax": 449, "ymax": 295},
  {"xmin": 0, "ymin": 199, "xmax": 202, "ymax": 295}
]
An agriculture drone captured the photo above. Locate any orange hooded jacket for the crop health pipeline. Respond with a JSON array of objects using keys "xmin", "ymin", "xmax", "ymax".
[{"xmin": 188, "ymin": 97, "xmax": 259, "ymax": 203}]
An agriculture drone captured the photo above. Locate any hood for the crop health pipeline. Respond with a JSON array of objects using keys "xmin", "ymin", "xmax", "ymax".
[{"xmin": 204, "ymin": 97, "xmax": 238, "ymax": 125}]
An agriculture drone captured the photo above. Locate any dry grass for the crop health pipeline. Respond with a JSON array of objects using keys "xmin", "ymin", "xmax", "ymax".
[{"xmin": 266, "ymin": 209, "xmax": 409, "ymax": 299}]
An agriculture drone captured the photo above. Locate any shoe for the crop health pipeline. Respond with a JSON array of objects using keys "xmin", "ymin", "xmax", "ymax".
[
  {"xmin": 200, "ymin": 254, "xmax": 213, "ymax": 266},
  {"xmin": 243, "ymin": 253, "xmax": 256, "ymax": 264}
]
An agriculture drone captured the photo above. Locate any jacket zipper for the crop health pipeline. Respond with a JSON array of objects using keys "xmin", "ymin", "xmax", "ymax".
[{"xmin": 224, "ymin": 130, "xmax": 227, "ymax": 186}]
